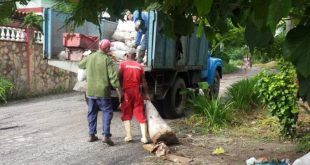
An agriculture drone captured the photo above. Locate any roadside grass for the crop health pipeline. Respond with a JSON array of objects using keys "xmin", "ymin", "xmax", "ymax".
[
  {"xmin": 0, "ymin": 77, "xmax": 14, "ymax": 103},
  {"xmin": 227, "ymin": 107, "xmax": 280, "ymax": 141},
  {"xmin": 226, "ymin": 77, "xmax": 259, "ymax": 111},
  {"xmin": 296, "ymin": 134, "xmax": 310, "ymax": 153},
  {"xmin": 222, "ymin": 61, "xmax": 239, "ymax": 74},
  {"xmin": 229, "ymin": 60, "xmax": 243, "ymax": 66},
  {"xmin": 253, "ymin": 61, "xmax": 277, "ymax": 70}
]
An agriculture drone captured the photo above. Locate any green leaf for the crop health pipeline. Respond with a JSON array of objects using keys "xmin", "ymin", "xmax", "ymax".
[
  {"xmin": 146, "ymin": 2, "xmax": 162, "ymax": 11},
  {"xmin": 245, "ymin": 21, "xmax": 274, "ymax": 51},
  {"xmin": 198, "ymin": 82, "xmax": 209, "ymax": 90},
  {"xmin": 267, "ymin": 0, "xmax": 291, "ymax": 33},
  {"xmin": 283, "ymin": 26, "xmax": 310, "ymax": 78},
  {"xmin": 173, "ymin": 13, "xmax": 194, "ymax": 36},
  {"xmin": 297, "ymin": 73, "xmax": 310, "ymax": 103},
  {"xmin": 205, "ymin": 26, "xmax": 215, "ymax": 41},
  {"xmin": 197, "ymin": 19, "xmax": 204, "ymax": 37},
  {"xmin": 0, "ymin": 2, "xmax": 16, "ymax": 19},
  {"xmin": 251, "ymin": 0, "xmax": 270, "ymax": 30},
  {"xmin": 194, "ymin": 0, "xmax": 213, "ymax": 16}
]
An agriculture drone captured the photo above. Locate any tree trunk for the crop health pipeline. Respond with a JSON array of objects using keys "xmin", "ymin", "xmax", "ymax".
[{"xmin": 145, "ymin": 100, "xmax": 179, "ymax": 145}]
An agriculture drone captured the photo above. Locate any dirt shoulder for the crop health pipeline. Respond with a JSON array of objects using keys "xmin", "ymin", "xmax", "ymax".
[{"xmin": 141, "ymin": 67, "xmax": 305, "ymax": 165}]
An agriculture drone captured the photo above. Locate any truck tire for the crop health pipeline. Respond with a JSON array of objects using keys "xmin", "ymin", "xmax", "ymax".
[
  {"xmin": 165, "ymin": 78, "xmax": 186, "ymax": 118},
  {"xmin": 209, "ymin": 71, "xmax": 220, "ymax": 98}
]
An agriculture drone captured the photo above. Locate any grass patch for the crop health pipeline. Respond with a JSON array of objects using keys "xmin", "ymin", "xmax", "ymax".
[
  {"xmin": 228, "ymin": 108, "xmax": 280, "ymax": 140},
  {"xmin": 230, "ymin": 60, "xmax": 243, "ymax": 66},
  {"xmin": 253, "ymin": 61, "xmax": 278, "ymax": 70},
  {"xmin": 222, "ymin": 61, "xmax": 239, "ymax": 74},
  {"xmin": 185, "ymin": 93, "xmax": 234, "ymax": 133},
  {"xmin": 0, "ymin": 77, "xmax": 14, "ymax": 103},
  {"xmin": 226, "ymin": 77, "xmax": 259, "ymax": 111},
  {"xmin": 296, "ymin": 134, "xmax": 310, "ymax": 153}
]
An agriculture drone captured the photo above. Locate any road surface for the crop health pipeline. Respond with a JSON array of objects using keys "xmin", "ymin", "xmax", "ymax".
[{"xmin": 0, "ymin": 67, "xmax": 260, "ymax": 165}]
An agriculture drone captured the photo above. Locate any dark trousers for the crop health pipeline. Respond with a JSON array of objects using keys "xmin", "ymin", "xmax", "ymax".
[{"xmin": 87, "ymin": 98, "xmax": 113, "ymax": 137}]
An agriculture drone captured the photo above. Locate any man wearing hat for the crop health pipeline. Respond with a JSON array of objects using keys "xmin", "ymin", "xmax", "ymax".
[
  {"xmin": 118, "ymin": 49, "xmax": 150, "ymax": 143},
  {"xmin": 78, "ymin": 39, "xmax": 120, "ymax": 146}
]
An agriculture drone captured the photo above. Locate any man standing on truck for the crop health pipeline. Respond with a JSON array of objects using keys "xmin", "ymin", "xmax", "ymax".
[
  {"xmin": 133, "ymin": 9, "xmax": 148, "ymax": 64},
  {"xmin": 78, "ymin": 39, "xmax": 120, "ymax": 146},
  {"xmin": 118, "ymin": 49, "xmax": 150, "ymax": 143}
]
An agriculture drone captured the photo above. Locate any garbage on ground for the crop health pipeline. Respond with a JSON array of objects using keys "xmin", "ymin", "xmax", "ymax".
[
  {"xmin": 143, "ymin": 142, "xmax": 193, "ymax": 164},
  {"xmin": 246, "ymin": 156, "xmax": 290, "ymax": 165},
  {"xmin": 212, "ymin": 147, "xmax": 225, "ymax": 155}
]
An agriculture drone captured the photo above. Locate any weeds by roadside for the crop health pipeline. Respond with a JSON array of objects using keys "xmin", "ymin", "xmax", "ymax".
[
  {"xmin": 0, "ymin": 77, "xmax": 14, "ymax": 103},
  {"xmin": 226, "ymin": 77, "xmax": 259, "ymax": 111},
  {"xmin": 184, "ymin": 82, "xmax": 234, "ymax": 133},
  {"xmin": 296, "ymin": 134, "xmax": 310, "ymax": 153}
]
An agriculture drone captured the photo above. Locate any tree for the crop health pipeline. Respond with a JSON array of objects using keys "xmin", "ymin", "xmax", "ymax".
[{"xmin": 1, "ymin": 0, "xmax": 309, "ymax": 103}]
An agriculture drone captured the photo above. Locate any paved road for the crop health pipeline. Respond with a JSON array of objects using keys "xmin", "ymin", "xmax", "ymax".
[
  {"xmin": 219, "ymin": 67, "xmax": 260, "ymax": 96},
  {"xmin": 0, "ymin": 93, "xmax": 148, "ymax": 165},
  {"xmin": 0, "ymin": 67, "xmax": 260, "ymax": 165}
]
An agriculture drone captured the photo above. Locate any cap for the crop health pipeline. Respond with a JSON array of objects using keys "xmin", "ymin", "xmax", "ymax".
[{"xmin": 99, "ymin": 39, "xmax": 111, "ymax": 50}]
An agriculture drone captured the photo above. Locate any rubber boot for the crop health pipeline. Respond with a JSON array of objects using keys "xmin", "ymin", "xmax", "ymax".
[
  {"xmin": 140, "ymin": 123, "xmax": 148, "ymax": 143},
  {"xmin": 123, "ymin": 120, "xmax": 133, "ymax": 142}
]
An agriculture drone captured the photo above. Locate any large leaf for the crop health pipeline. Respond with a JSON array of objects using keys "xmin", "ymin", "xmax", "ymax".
[
  {"xmin": 173, "ymin": 13, "xmax": 194, "ymax": 36},
  {"xmin": 251, "ymin": 0, "xmax": 270, "ymax": 30},
  {"xmin": 205, "ymin": 26, "xmax": 215, "ymax": 41},
  {"xmin": 197, "ymin": 19, "xmax": 204, "ymax": 37},
  {"xmin": 194, "ymin": 0, "xmax": 213, "ymax": 16},
  {"xmin": 0, "ymin": 2, "xmax": 16, "ymax": 19},
  {"xmin": 298, "ymin": 73, "xmax": 310, "ymax": 103},
  {"xmin": 283, "ymin": 26, "xmax": 310, "ymax": 78},
  {"xmin": 245, "ymin": 21, "xmax": 274, "ymax": 51},
  {"xmin": 267, "ymin": 0, "xmax": 291, "ymax": 33}
]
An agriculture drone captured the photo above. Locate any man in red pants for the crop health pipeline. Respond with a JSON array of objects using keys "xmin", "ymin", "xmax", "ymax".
[{"xmin": 118, "ymin": 49, "xmax": 150, "ymax": 143}]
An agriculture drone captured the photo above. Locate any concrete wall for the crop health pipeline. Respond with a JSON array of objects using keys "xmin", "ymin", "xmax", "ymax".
[{"xmin": 0, "ymin": 35, "xmax": 76, "ymax": 98}]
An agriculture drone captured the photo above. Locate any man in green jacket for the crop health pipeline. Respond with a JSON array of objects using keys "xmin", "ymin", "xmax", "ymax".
[{"xmin": 78, "ymin": 39, "xmax": 120, "ymax": 146}]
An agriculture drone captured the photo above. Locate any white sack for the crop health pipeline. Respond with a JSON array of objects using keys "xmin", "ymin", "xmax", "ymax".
[
  {"xmin": 112, "ymin": 31, "xmax": 134, "ymax": 42},
  {"xmin": 111, "ymin": 41, "xmax": 129, "ymax": 51},
  {"xmin": 110, "ymin": 50, "xmax": 126, "ymax": 60},
  {"xmin": 73, "ymin": 80, "xmax": 87, "ymax": 92},
  {"xmin": 77, "ymin": 69, "xmax": 86, "ymax": 82}
]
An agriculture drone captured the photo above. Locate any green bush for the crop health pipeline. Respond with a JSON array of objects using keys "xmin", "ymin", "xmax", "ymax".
[
  {"xmin": 185, "ymin": 84, "xmax": 233, "ymax": 131},
  {"xmin": 226, "ymin": 77, "xmax": 259, "ymax": 111},
  {"xmin": 222, "ymin": 61, "xmax": 239, "ymax": 74},
  {"xmin": 214, "ymin": 51, "xmax": 230, "ymax": 63},
  {"xmin": 0, "ymin": 77, "xmax": 14, "ymax": 103},
  {"xmin": 255, "ymin": 61, "xmax": 298, "ymax": 137}
]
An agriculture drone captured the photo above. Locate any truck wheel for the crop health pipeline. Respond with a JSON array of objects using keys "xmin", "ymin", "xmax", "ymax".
[
  {"xmin": 209, "ymin": 71, "xmax": 220, "ymax": 98},
  {"xmin": 166, "ymin": 78, "xmax": 186, "ymax": 118}
]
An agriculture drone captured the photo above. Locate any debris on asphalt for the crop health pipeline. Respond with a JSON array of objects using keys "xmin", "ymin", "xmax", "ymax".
[
  {"xmin": 246, "ymin": 156, "xmax": 290, "ymax": 165},
  {"xmin": 212, "ymin": 147, "xmax": 225, "ymax": 155},
  {"xmin": 143, "ymin": 142, "xmax": 193, "ymax": 164}
]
